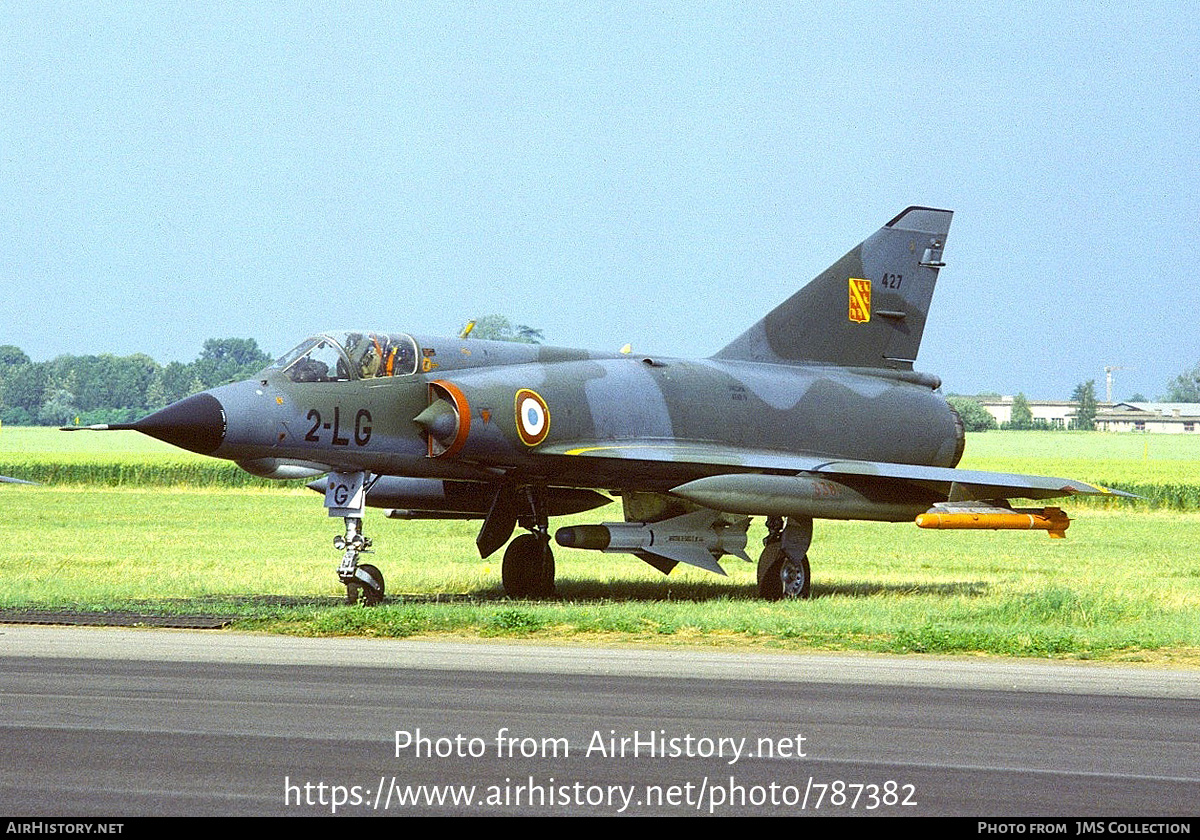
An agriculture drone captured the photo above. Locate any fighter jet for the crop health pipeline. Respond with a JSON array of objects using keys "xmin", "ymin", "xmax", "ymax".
[{"xmin": 65, "ymin": 206, "xmax": 1129, "ymax": 602}]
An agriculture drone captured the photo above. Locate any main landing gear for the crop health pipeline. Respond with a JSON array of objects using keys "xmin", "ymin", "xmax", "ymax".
[
  {"xmin": 500, "ymin": 486, "xmax": 555, "ymax": 598},
  {"xmin": 757, "ymin": 516, "xmax": 812, "ymax": 600},
  {"xmin": 502, "ymin": 532, "xmax": 555, "ymax": 598},
  {"xmin": 476, "ymin": 483, "xmax": 556, "ymax": 599}
]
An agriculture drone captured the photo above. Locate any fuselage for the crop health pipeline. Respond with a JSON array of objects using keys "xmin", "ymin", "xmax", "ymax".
[{"xmin": 142, "ymin": 330, "xmax": 965, "ymax": 493}]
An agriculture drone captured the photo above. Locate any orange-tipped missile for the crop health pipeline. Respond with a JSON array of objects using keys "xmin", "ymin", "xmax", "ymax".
[{"xmin": 915, "ymin": 506, "xmax": 1071, "ymax": 538}]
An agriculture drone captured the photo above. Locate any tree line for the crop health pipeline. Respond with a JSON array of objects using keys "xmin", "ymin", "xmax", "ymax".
[
  {"xmin": 0, "ymin": 316, "xmax": 544, "ymax": 426},
  {"xmin": 0, "ymin": 338, "xmax": 273, "ymax": 426}
]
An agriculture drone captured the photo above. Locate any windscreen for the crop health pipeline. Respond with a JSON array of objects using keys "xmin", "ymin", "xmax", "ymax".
[{"xmin": 272, "ymin": 333, "xmax": 419, "ymax": 382}]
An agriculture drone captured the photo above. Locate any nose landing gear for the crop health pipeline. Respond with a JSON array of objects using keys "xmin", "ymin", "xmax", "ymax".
[
  {"xmin": 335, "ymin": 516, "xmax": 385, "ymax": 605},
  {"xmin": 325, "ymin": 471, "xmax": 386, "ymax": 605}
]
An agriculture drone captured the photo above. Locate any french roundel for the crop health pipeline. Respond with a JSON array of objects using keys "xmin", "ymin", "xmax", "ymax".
[{"xmin": 515, "ymin": 389, "xmax": 550, "ymax": 446}]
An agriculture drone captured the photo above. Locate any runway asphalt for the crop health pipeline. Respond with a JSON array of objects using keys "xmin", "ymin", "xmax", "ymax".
[{"xmin": 2, "ymin": 625, "xmax": 1198, "ymax": 817}]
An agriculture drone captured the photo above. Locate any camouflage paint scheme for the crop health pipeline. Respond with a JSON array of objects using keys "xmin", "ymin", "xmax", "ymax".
[{"xmin": 72, "ymin": 207, "xmax": 1129, "ymax": 600}]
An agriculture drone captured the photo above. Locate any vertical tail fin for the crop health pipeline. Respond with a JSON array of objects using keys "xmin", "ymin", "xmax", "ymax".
[{"xmin": 714, "ymin": 206, "xmax": 953, "ymax": 370}]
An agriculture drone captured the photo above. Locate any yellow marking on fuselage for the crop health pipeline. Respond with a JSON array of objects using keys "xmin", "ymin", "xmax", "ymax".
[{"xmin": 563, "ymin": 444, "xmax": 700, "ymax": 456}]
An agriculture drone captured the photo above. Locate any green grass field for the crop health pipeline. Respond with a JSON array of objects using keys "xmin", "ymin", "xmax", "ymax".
[{"xmin": 1, "ymin": 427, "xmax": 1198, "ymax": 661}]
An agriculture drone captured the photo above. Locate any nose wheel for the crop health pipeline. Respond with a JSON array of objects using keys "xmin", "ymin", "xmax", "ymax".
[
  {"xmin": 324, "ymin": 471, "xmax": 386, "ymax": 605},
  {"xmin": 335, "ymin": 516, "xmax": 385, "ymax": 604},
  {"xmin": 346, "ymin": 562, "xmax": 385, "ymax": 606}
]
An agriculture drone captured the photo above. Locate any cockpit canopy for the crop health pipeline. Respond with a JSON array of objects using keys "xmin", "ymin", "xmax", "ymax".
[{"xmin": 271, "ymin": 332, "xmax": 419, "ymax": 382}]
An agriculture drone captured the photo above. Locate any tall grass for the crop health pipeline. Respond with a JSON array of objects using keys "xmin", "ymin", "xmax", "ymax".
[
  {"xmin": 0, "ymin": 456, "xmax": 303, "ymax": 488},
  {"xmin": 957, "ymin": 430, "xmax": 1200, "ymax": 510},
  {"xmin": 1083, "ymin": 482, "xmax": 1200, "ymax": 510}
]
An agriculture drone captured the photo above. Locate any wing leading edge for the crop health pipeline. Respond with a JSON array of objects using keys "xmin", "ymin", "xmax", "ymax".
[{"xmin": 543, "ymin": 440, "xmax": 1131, "ymax": 504}]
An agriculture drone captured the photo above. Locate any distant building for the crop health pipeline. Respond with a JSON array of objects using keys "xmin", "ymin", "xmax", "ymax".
[
  {"xmin": 974, "ymin": 397, "xmax": 1200, "ymax": 432},
  {"xmin": 1095, "ymin": 402, "xmax": 1200, "ymax": 434},
  {"xmin": 977, "ymin": 397, "xmax": 1111, "ymax": 428}
]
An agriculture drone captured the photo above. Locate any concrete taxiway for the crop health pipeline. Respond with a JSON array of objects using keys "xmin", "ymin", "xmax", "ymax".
[{"xmin": 2, "ymin": 625, "xmax": 1197, "ymax": 816}]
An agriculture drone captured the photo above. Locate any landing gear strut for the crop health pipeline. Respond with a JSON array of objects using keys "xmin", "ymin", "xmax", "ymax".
[
  {"xmin": 498, "ymin": 485, "xmax": 555, "ymax": 598},
  {"xmin": 325, "ymin": 471, "xmax": 385, "ymax": 605},
  {"xmin": 336, "ymin": 516, "xmax": 385, "ymax": 605},
  {"xmin": 757, "ymin": 516, "xmax": 812, "ymax": 600}
]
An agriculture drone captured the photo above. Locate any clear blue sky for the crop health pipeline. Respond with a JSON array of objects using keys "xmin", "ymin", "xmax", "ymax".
[{"xmin": 2, "ymin": 2, "xmax": 1197, "ymax": 400}]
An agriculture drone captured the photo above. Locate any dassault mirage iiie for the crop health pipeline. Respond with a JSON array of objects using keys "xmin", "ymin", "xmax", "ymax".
[{"xmin": 66, "ymin": 207, "xmax": 1129, "ymax": 602}]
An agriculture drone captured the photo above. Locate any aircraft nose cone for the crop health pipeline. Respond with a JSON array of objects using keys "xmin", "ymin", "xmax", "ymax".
[{"xmin": 133, "ymin": 392, "xmax": 226, "ymax": 455}]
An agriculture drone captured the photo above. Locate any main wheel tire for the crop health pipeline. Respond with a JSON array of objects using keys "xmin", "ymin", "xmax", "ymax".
[
  {"xmin": 347, "ymin": 563, "xmax": 385, "ymax": 606},
  {"xmin": 502, "ymin": 534, "xmax": 555, "ymax": 598},
  {"xmin": 757, "ymin": 543, "xmax": 811, "ymax": 600}
]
